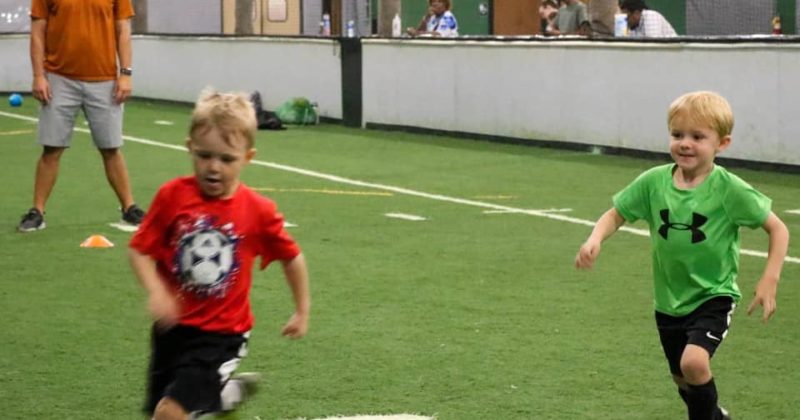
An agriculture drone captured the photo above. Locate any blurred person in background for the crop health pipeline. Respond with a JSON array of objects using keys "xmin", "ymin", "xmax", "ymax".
[
  {"xmin": 407, "ymin": 0, "xmax": 459, "ymax": 38},
  {"xmin": 620, "ymin": 0, "xmax": 677, "ymax": 37},
  {"xmin": 539, "ymin": 0, "xmax": 560, "ymax": 36},
  {"xmin": 588, "ymin": 0, "xmax": 619, "ymax": 37},
  {"xmin": 551, "ymin": 0, "xmax": 589, "ymax": 36}
]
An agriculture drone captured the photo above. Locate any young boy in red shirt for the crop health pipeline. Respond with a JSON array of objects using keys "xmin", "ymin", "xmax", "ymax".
[{"xmin": 129, "ymin": 90, "xmax": 310, "ymax": 420}]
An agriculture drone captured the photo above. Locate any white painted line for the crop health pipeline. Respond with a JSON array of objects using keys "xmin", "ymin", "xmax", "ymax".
[
  {"xmin": 0, "ymin": 129, "xmax": 34, "ymax": 136},
  {"xmin": 284, "ymin": 221, "xmax": 297, "ymax": 228},
  {"xmin": 484, "ymin": 208, "xmax": 572, "ymax": 214},
  {"xmin": 786, "ymin": 209, "xmax": 800, "ymax": 215},
  {"xmin": 109, "ymin": 222, "xmax": 138, "ymax": 232},
  {"xmin": 385, "ymin": 213, "xmax": 427, "ymax": 221},
  {"xmin": 154, "ymin": 120, "xmax": 175, "ymax": 126},
  {"xmin": 310, "ymin": 416, "xmax": 434, "ymax": 420},
  {"xmin": 1, "ymin": 110, "xmax": 797, "ymax": 265}
]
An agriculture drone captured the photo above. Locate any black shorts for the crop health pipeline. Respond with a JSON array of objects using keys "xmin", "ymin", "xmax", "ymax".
[
  {"xmin": 144, "ymin": 324, "xmax": 249, "ymax": 415},
  {"xmin": 655, "ymin": 296, "xmax": 736, "ymax": 376}
]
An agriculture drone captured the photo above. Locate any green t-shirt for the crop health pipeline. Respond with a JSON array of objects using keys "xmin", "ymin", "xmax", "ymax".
[{"xmin": 613, "ymin": 164, "xmax": 771, "ymax": 316}]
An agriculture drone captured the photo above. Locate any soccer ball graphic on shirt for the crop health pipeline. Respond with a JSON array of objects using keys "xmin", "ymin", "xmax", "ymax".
[{"xmin": 177, "ymin": 228, "xmax": 235, "ymax": 290}]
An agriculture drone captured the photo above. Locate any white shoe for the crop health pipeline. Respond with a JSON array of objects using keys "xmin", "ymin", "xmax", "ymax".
[{"xmin": 232, "ymin": 371, "xmax": 262, "ymax": 397}]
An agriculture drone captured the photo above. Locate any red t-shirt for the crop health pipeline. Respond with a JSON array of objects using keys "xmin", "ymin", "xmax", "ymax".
[{"xmin": 130, "ymin": 176, "xmax": 301, "ymax": 334}]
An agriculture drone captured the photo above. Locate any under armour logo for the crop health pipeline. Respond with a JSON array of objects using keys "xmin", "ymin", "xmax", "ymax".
[{"xmin": 657, "ymin": 209, "xmax": 707, "ymax": 243}]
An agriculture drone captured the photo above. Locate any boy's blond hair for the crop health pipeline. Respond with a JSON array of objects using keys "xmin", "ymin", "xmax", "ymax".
[
  {"xmin": 668, "ymin": 91, "xmax": 734, "ymax": 140},
  {"xmin": 190, "ymin": 89, "xmax": 257, "ymax": 149}
]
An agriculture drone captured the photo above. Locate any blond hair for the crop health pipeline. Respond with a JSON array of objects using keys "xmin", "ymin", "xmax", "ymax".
[
  {"xmin": 190, "ymin": 89, "xmax": 257, "ymax": 149},
  {"xmin": 668, "ymin": 91, "xmax": 734, "ymax": 139}
]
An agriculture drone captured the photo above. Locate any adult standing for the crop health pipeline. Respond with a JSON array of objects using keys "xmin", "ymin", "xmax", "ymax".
[{"xmin": 19, "ymin": 0, "xmax": 145, "ymax": 232}]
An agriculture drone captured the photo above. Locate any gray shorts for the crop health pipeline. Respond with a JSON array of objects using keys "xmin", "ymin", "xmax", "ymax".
[{"xmin": 37, "ymin": 72, "xmax": 124, "ymax": 149}]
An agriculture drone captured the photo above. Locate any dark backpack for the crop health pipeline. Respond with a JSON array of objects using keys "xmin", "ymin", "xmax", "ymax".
[{"xmin": 250, "ymin": 91, "xmax": 285, "ymax": 130}]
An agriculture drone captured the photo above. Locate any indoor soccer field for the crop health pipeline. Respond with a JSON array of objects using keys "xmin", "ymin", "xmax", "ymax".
[{"xmin": 1, "ymin": 97, "xmax": 799, "ymax": 419}]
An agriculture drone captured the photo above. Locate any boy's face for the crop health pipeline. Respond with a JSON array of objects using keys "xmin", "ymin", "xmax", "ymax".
[
  {"xmin": 187, "ymin": 126, "xmax": 255, "ymax": 199},
  {"xmin": 669, "ymin": 116, "xmax": 730, "ymax": 175}
]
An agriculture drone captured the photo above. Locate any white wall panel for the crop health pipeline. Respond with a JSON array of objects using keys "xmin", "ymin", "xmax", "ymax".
[
  {"xmin": 362, "ymin": 39, "xmax": 800, "ymax": 166},
  {"xmin": 133, "ymin": 36, "xmax": 342, "ymax": 118}
]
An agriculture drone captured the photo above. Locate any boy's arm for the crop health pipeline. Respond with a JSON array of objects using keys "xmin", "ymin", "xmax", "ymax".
[
  {"xmin": 575, "ymin": 207, "xmax": 625, "ymax": 269},
  {"xmin": 280, "ymin": 253, "xmax": 311, "ymax": 339},
  {"xmin": 128, "ymin": 247, "xmax": 180, "ymax": 328},
  {"xmin": 747, "ymin": 212, "xmax": 789, "ymax": 323}
]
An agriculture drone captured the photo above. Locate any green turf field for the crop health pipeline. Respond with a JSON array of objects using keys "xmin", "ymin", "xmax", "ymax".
[{"xmin": 1, "ymin": 97, "xmax": 799, "ymax": 419}]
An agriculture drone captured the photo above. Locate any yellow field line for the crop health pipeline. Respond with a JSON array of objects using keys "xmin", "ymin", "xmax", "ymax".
[{"xmin": 252, "ymin": 187, "xmax": 393, "ymax": 197}]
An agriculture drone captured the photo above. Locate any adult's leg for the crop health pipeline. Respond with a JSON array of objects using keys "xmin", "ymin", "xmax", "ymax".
[
  {"xmin": 98, "ymin": 147, "xmax": 135, "ymax": 210},
  {"xmin": 33, "ymin": 146, "xmax": 67, "ymax": 211},
  {"xmin": 82, "ymin": 79, "xmax": 136, "ymax": 210},
  {"xmin": 33, "ymin": 73, "xmax": 82, "ymax": 212}
]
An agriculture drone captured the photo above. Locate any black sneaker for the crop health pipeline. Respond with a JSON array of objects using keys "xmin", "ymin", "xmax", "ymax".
[
  {"xmin": 18, "ymin": 208, "xmax": 45, "ymax": 232},
  {"xmin": 121, "ymin": 204, "xmax": 145, "ymax": 225}
]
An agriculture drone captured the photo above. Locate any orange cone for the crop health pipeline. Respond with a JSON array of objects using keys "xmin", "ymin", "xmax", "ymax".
[{"xmin": 80, "ymin": 234, "xmax": 114, "ymax": 248}]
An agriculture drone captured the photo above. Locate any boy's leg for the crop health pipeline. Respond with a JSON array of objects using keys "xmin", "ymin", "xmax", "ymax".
[
  {"xmin": 681, "ymin": 297, "xmax": 736, "ymax": 420},
  {"xmin": 153, "ymin": 397, "xmax": 191, "ymax": 420},
  {"xmin": 681, "ymin": 344, "xmax": 718, "ymax": 419},
  {"xmin": 151, "ymin": 327, "xmax": 250, "ymax": 417},
  {"xmin": 656, "ymin": 311, "xmax": 692, "ymax": 413}
]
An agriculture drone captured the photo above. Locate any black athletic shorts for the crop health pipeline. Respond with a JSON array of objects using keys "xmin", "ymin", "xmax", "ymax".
[
  {"xmin": 655, "ymin": 296, "xmax": 736, "ymax": 376},
  {"xmin": 144, "ymin": 324, "xmax": 249, "ymax": 415}
]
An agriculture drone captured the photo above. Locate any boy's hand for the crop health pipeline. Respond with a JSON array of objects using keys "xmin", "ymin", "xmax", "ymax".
[
  {"xmin": 747, "ymin": 278, "xmax": 778, "ymax": 323},
  {"xmin": 575, "ymin": 240, "xmax": 601, "ymax": 269},
  {"xmin": 281, "ymin": 312, "xmax": 309, "ymax": 339},
  {"xmin": 149, "ymin": 289, "xmax": 180, "ymax": 329}
]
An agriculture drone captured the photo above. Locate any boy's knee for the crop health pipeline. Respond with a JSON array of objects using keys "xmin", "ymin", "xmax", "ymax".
[
  {"xmin": 152, "ymin": 397, "xmax": 189, "ymax": 420},
  {"xmin": 679, "ymin": 347, "xmax": 712, "ymax": 383}
]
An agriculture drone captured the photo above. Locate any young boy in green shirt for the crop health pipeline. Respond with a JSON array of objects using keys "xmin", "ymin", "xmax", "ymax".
[{"xmin": 575, "ymin": 91, "xmax": 789, "ymax": 419}]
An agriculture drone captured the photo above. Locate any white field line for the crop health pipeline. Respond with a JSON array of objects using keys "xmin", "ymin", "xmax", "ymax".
[
  {"xmin": 385, "ymin": 212, "xmax": 427, "ymax": 221},
  {"xmin": 108, "ymin": 222, "xmax": 138, "ymax": 232},
  {"xmin": 484, "ymin": 208, "xmax": 572, "ymax": 214},
  {"xmin": 786, "ymin": 209, "xmax": 800, "ymax": 215},
  {"xmin": 2, "ymin": 110, "xmax": 798, "ymax": 264}
]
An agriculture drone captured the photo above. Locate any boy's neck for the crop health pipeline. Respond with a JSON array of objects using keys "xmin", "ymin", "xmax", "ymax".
[{"xmin": 673, "ymin": 165, "xmax": 714, "ymax": 189}]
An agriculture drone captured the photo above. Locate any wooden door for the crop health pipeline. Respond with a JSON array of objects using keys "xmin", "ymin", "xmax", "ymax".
[{"xmin": 493, "ymin": 0, "xmax": 540, "ymax": 35}]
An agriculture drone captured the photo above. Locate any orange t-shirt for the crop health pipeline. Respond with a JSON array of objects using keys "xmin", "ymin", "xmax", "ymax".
[{"xmin": 30, "ymin": 0, "xmax": 134, "ymax": 81}]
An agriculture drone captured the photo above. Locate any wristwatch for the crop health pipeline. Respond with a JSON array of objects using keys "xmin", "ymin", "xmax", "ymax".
[{"xmin": 120, "ymin": 67, "xmax": 133, "ymax": 76}]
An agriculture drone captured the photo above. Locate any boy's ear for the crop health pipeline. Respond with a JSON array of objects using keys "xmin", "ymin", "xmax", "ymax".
[
  {"xmin": 245, "ymin": 148, "xmax": 257, "ymax": 162},
  {"xmin": 717, "ymin": 135, "xmax": 732, "ymax": 152}
]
